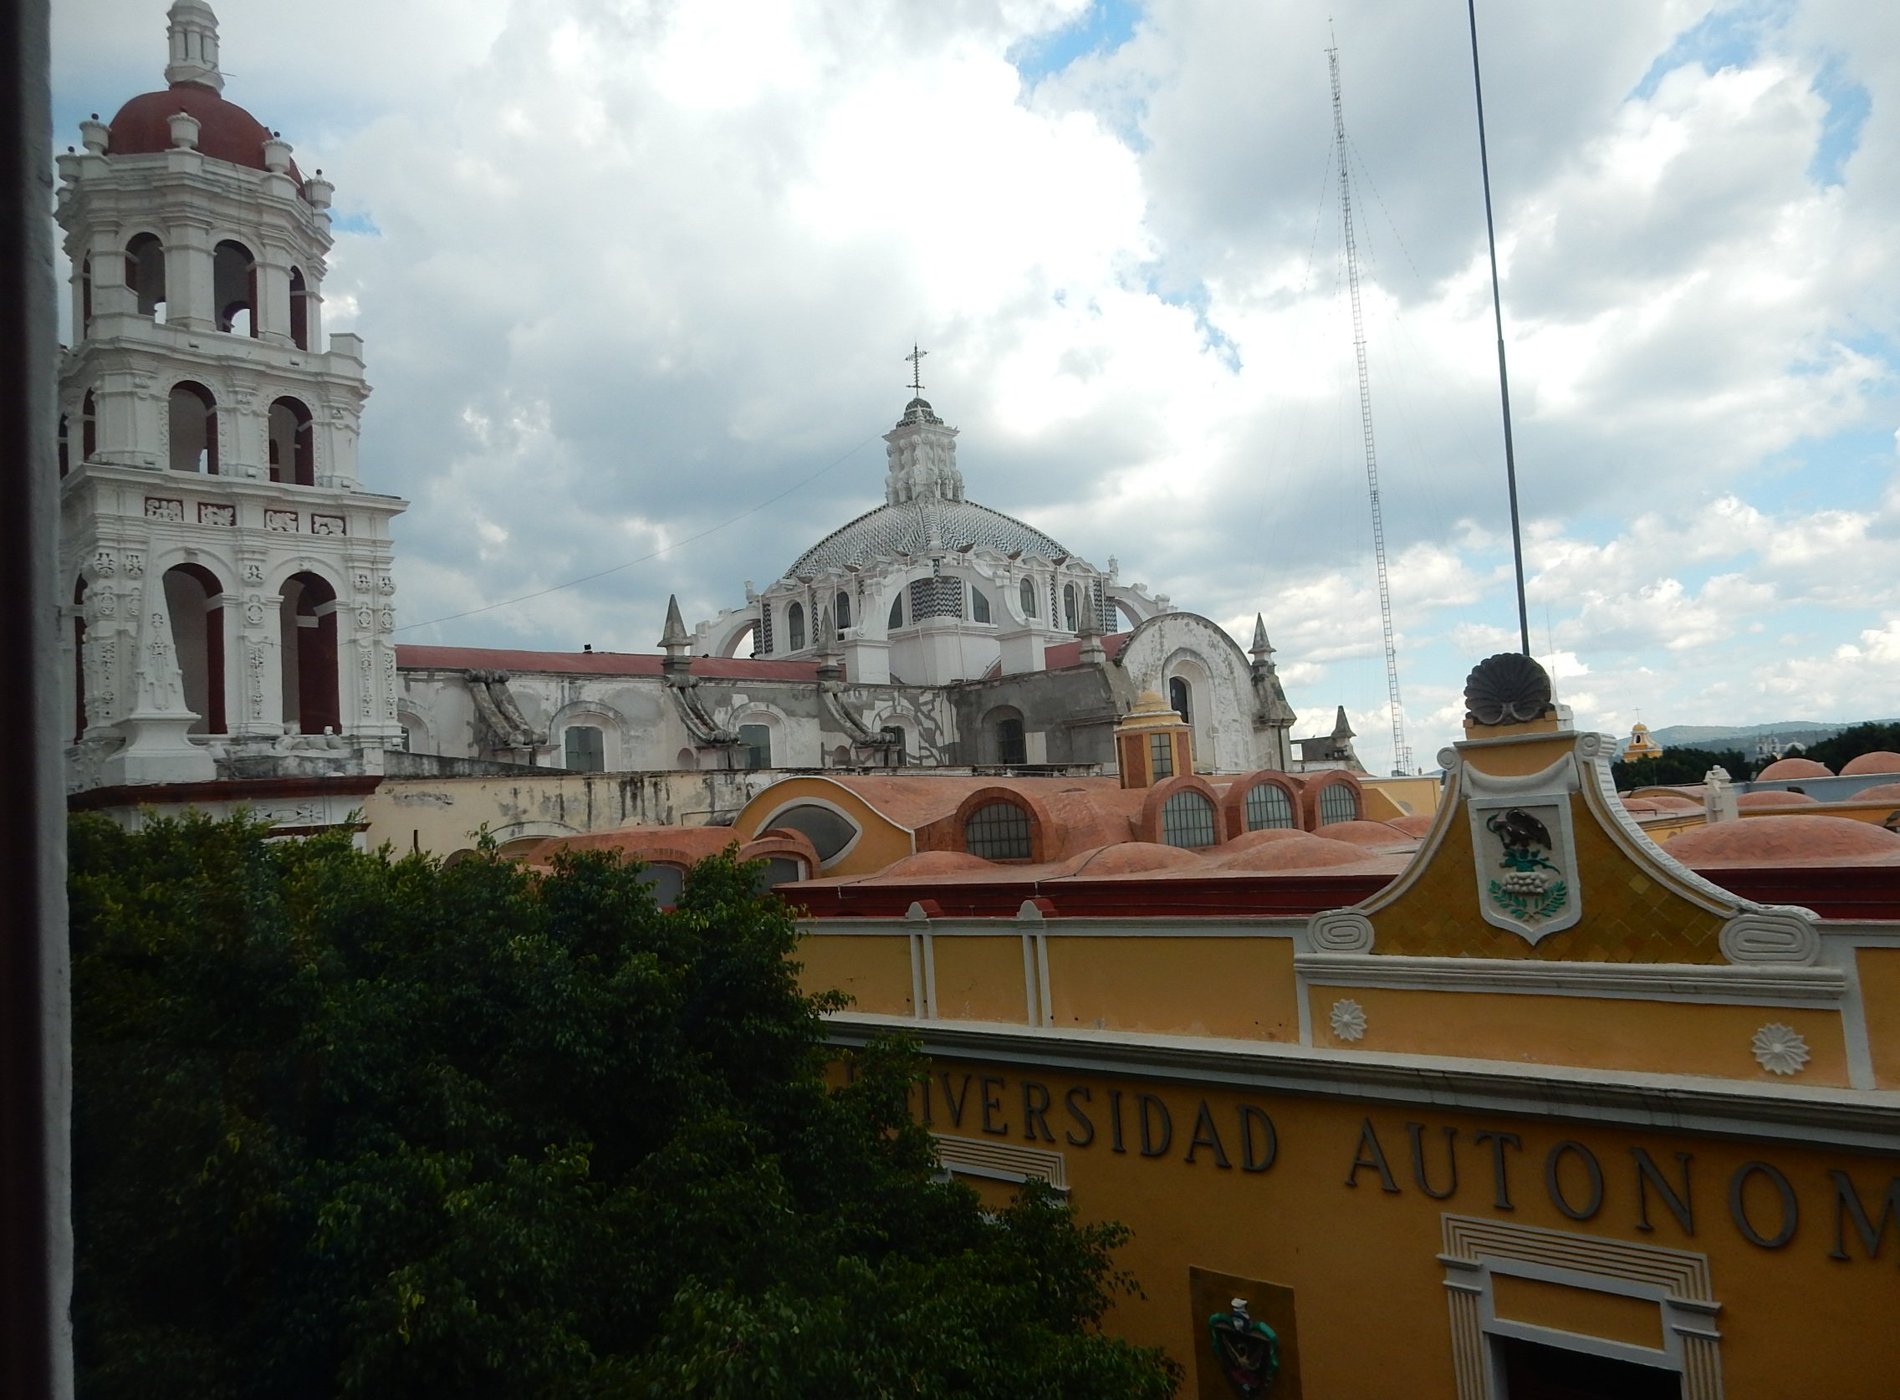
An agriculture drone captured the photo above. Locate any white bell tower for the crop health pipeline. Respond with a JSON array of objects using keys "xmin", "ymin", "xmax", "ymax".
[{"xmin": 56, "ymin": 2, "xmax": 406, "ymax": 790}]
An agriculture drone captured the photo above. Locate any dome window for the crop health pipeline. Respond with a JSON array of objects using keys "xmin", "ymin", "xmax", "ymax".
[
  {"xmin": 1318, "ymin": 783, "xmax": 1359, "ymax": 826},
  {"xmin": 1161, "ymin": 789, "xmax": 1217, "ymax": 849},
  {"xmin": 964, "ymin": 800, "xmax": 1032, "ymax": 861},
  {"xmin": 786, "ymin": 601, "xmax": 806, "ymax": 652},
  {"xmin": 1245, "ymin": 783, "xmax": 1295, "ymax": 831}
]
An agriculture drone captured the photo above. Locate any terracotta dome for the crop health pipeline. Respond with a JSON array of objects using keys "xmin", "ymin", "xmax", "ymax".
[
  {"xmin": 1735, "ymin": 790, "xmax": 1819, "ymax": 807},
  {"xmin": 1209, "ymin": 834, "xmax": 1374, "ymax": 871},
  {"xmin": 1841, "ymin": 751, "xmax": 1900, "ymax": 776},
  {"xmin": 1849, "ymin": 781, "xmax": 1900, "ymax": 803},
  {"xmin": 1312, "ymin": 819, "xmax": 1416, "ymax": 850},
  {"xmin": 1218, "ymin": 827, "xmax": 1312, "ymax": 852},
  {"xmin": 1386, "ymin": 813, "xmax": 1436, "ymax": 837},
  {"xmin": 1667, "ymin": 814, "xmax": 1900, "ymax": 866},
  {"xmin": 1067, "ymin": 842, "xmax": 1206, "ymax": 876},
  {"xmin": 1755, "ymin": 756, "xmax": 1832, "ymax": 780},
  {"xmin": 1636, "ymin": 792, "xmax": 1701, "ymax": 811},
  {"xmin": 107, "ymin": 82, "xmax": 305, "ymax": 188},
  {"xmin": 874, "ymin": 850, "xmax": 996, "ymax": 878}
]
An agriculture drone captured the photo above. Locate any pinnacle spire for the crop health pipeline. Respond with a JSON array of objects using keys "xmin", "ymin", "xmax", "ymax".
[
  {"xmin": 165, "ymin": 0, "xmax": 224, "ymax": 93},
  {"xmin": 659, "ymin": 593, "xmax": 689, "ymax": 650}
]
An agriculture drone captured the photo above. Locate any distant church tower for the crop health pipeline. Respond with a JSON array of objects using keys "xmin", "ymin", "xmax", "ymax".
[{"xmin": 57, "ymin": 1, "xmax": 404, "ymax": 789}]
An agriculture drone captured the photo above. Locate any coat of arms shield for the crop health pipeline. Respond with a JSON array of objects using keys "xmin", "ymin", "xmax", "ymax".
[{"xmin": 1468, "ymin": 794, "xmax": 1581, "ymax": 943}]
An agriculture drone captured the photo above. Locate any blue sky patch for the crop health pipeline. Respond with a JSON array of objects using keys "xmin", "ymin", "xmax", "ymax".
[
  {"xmin": 1808, "ymin": 56, "xmax": 1870, "ymax": 186},
  {"xmin": 1013, "ymin": 0, "xmax": 1142, "ymax": 86},
  {"xmin": 332, "ymin": 211, "xmax": 383, "ymax": 237},
  {"xmin": 1630, "ymin": 0, "xmax": 1791, "ymax": 101}
]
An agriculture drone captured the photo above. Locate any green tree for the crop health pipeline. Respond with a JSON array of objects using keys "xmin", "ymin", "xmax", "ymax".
[
  {"xmin": 70, "ymin": 813, "xmax": 1177, "ymax": 1399},
  {"xmin": 1802, "ymin": 722, "xmax": 1900, "ymax": 775},
  {"xmin": 1612, "ymin": 745, "xmax": 1752, "ymax": 791}
]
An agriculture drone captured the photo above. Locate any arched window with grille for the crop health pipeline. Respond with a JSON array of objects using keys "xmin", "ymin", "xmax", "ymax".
[
  {"xmin": 1019, "ymin": 578, "xmax": 1036, "ymax": 617},
  {"xmin": 1063, "ymin": 583, "xmax": 1079, "ymax": 631},
  {"xmin": 835, "ymin": 590, "xmax": 852, "ymax": 631},
  {"xmin": 786, "ymin": 602, "xmax": 806, "ymax": 651},
  {"xmin": 964, "ymin": 800, "xmax": 1032, "ymax": 860},
  {"xmin": 1245, "ymin": 782, "xmax": 1295, "ymax": 830},
  {"xmin": 1161, "ymin": 789, "xmax": 1217, "ymax": 848},
  {"xmin": 971, "ymin": 587, "xmax": 992, "ymax": 623},
  {"xmin": 1318, "ymin": 782, "xmax": 1360, "ymax": 825}
]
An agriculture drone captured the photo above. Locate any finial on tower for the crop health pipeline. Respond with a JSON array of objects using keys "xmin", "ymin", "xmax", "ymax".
[
  {"xmin": 165, "ymin": 0, "xmax": 224, "ymax": 93},
  {"xmin": 1250, "ymin": 613, "xmax": 1274, "ymax": 662},
  {"xmin": 904, "ymin": 344, "xmax": 927, "ymax": 398}
]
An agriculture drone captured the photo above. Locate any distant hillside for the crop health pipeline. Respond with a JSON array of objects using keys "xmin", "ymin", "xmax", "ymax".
[{"xmin": 1645, "ymin": 721, "xmax": 1899, "ymax": 751}]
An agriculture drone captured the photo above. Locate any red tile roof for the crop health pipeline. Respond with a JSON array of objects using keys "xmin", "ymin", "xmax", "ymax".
[{"xmin": 395, "ymin": 644, "xmax": 820, "ymax": 681}]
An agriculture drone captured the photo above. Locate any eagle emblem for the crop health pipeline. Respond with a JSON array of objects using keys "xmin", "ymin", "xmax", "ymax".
[
  {"xmin": 1208, "ymin": 1297, "xmax": 1279, "ymax": 1398},
  {"xmin": 1484, "ymin": 806, "xmax": 1568, "ymax": 925}
]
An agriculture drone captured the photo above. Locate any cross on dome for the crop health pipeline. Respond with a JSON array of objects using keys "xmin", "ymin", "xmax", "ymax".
[{"xmin": 904, "ymin": 344, "xmax": 927, "ymax": 397}]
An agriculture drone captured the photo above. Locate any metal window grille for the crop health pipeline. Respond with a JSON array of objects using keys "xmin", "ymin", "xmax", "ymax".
[
  {"xmin": 965, "ymin": 801, "xmax": 1032, "ymax": 860},
  {"xmin": 1149, "ymin": 732, "xmax": 1173, "ymax": 779},
  {"xmin": 1245, "ymin": 783, "xmax": 1295, "ymax": 830},
  {"xmin": 1318, "ymin": 783, "xmax": 1359, "ymax": 825},
  {"xmin": 1161, "ymin": 790, "xmax": 1216, "ymax": 848}
]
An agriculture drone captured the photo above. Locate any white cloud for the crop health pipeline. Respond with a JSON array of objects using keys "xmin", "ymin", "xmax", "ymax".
[{"xmin": 50, "ymin": 0, "xmax": 1900, "ymax": 772}]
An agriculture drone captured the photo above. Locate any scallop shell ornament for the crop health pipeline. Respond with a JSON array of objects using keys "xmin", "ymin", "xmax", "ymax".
[{"xmin": 1463, "ymin": 652, "xmax": 1555, "ymax": 726}]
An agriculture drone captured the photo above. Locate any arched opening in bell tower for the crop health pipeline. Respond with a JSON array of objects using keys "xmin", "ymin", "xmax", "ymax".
[
  {"xmin": 125, "ymin": 232, "xmax": 165, "ymax": 320},
  {"xmin": 289, "ymin": 267, "xmax": 310, "ymax": 350},
  {"xmin": 168, "ymin": 382, "xmax": 218, "ymax": 473},
  {"xmin": 163, "ymin": 563, "xmax": 226, "ymax": 734},
  {"xmin": 81, "ymin": 390, "xmax": 97, "ymax": 461},
  {"xmin": 213, "ymin": 239, "xmax": 258, "ymax": 337},
  {"xmin": 80, "ymin": 256, "xmax": 93, "ymax": 331},
  {"xmin": 58, "ymin": 415, "xmax": 69, "ymax": 477},
  {"xmin": 268, "ymin": 397, "xmax": 314, "ymax": 485},
  {"xmin": 280, "ymin": 572, "xmax": 340, "ymax": 734}
]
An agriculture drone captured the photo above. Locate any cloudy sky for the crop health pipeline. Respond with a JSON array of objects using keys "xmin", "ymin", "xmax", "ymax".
[{"xmin": 52, "ymin": 0, "xmax": 1900, "ymax": 772}]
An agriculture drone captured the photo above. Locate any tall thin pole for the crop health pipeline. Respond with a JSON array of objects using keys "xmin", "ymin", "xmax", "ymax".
[
  {"xmin": 1467, "ymin": 0, "xmax": 1532, "ymax": 655},
  {"xmin": 1327, "ymin": 43, "xmax": 1409, "ymax": 775}
]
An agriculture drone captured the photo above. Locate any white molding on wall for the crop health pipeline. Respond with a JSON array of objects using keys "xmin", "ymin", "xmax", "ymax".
[
  {"xmin": 1439, "ymin": 1213, "xmax": 1721, "ymax": 1400},
  {"xmin": 932, "ymin": 1133, "xmax": 1068, "ymax": 1191},
  {"xmin": 826, "ymin": 1014, "xmax": 1900, "ymax": 1153},
  {"xmin": 1295, "ymin": 951, "xmax": 1847, "ymax": 1008}
]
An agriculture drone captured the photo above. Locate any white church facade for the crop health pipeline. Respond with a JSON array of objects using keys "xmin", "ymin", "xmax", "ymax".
[{"xmin": 58, "ymin": 3, "xmax": 1357, "ymax": 836}]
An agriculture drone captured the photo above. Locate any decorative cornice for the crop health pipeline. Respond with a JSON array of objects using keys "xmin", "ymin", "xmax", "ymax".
[
  {"xmin": 1294, "ymin": 950, "xmax": 1847, "ymax": 1006},
  {"xmin": 826, "ymin": 1013, "xmax": 1900, "ymax": 1153}
]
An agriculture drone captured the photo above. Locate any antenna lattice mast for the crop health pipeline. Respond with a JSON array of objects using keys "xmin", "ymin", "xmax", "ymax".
[{"xmin": 1327, "ymin": 43, "xmax": 1410, "ymax": 774}]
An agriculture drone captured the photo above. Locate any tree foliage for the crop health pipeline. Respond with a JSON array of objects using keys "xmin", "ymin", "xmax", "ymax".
[
  {"xmin": 70, "ymin": 813, "xmax": 1177, "ymax": 1399},
  {"xmin": 1612, "ymin": 745, "xmax": 1750, "ymax": 791},
  {"xmin": 1800, "ymin": 722, "xmax": 1900, "ymax": 775}
]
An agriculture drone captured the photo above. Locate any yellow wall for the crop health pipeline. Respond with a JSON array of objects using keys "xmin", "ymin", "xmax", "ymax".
[
  {"xmin": 1307, "ymin": 985, "xmax": 1850, "ymax": 1085},
  {"xmin": 798, "ymin": 933, "xmax": 915, "ymax": 1017},
  {"xmin": 732, "ymin": 777, "xmax": 916, "ymax": 876},
  {"xmin": 909, "ymin": 1056, "xmax": 1900, "ymax": 1399},
  {"xmin": 1046, "ymin": 936, "xmax": 1298, "ymax": 1041},
  {"xmin": 1859, "ymin": 947, "xmax": 1900, "ymax": 1090},
  {"xmin": 1361, "ymin": 774, "xmax": 1442, "ymax": 821},
  {"xmin": 930, "ymin": 935, "xmax": 1031, "ymax": 1022}
]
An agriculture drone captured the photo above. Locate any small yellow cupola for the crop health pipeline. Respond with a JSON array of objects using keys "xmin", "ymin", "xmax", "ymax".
[{"xmin": 1115, "ymin": 690, "xmax": 1192, "ymax": 789}]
